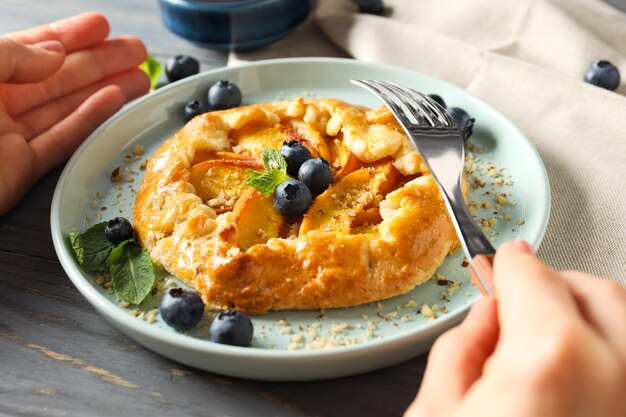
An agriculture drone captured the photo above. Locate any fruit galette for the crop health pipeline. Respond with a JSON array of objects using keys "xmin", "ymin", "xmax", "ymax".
[{"xmin": 134, "ymin": 97, "xmax": 465, "ymax": 313}]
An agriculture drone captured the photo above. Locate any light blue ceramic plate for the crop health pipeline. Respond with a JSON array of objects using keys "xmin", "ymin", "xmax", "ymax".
[{"xmin": 51, "ymin": 57, "xmax": 550, "ymax": 381}]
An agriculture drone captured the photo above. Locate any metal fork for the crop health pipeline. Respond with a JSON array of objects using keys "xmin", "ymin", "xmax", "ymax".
[{"xmin": 352, "ymin": 79, "xmax": 495, "ymax": 296}]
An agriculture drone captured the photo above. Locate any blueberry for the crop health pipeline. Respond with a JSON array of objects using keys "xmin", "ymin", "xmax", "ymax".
[
  {"xmin": 104, "ymin": 217, "xmax": 134, "ymax": 245},
  {"xmin": 446, "ymin": 106, "xmax": 475, "ymax": 141},
  {"xmin": 209, "ymin": 310, "xmax": 254, "ymax": 347},
  {"xmin": 159, "ymin": 288, "xmax": 205, "ymax": 331},
  {"xmin": 165, "ymin": 54, "xmax": 200, "ymax": 83},
  {"xmin": 359, "ymin": 0, "xmax": 384, "ymax": 15},
  {"xmin": 184, "ymin": 99, "xmax": 206, "ymax": 121},
  {"xmin": 584, "ymin": 60, "xmax": 620, "ymax": 91},
  {"xmin": 298, "ymin": 158, "xmax": 333, "ymax": 195},
  {"xmin": 208, "ymin": 80, "xmax": 242, "ymax": 110},
  {"xmin": 273, "ymin": 180, "xmax": 312, "ymax": 218},
  {"xmin": 280, "ymin": 140, "xmax": 313, "ymax": 177},
  {"xmin": 428, "ymin": 94, "xmax": 446, "ymax": 109}
]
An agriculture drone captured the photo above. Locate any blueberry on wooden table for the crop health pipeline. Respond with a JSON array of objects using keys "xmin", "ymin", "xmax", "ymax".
[
  {"xmin": 273, "ymin": 180, "xmax": 312, "ymax": 218},
  {"xmin": 104, "ymin": 217, "xmax": 134, "ymax": 245},
  {"xmin": 280, "ymin": 140, "xmax": 312, "ymax": 177},
  {"xmin": 446, "ymin": 106, "xmax": 475, "ymax": 141},
  {"xmin": 584, "ymin": 60, "xmax": 620, "ymax": 91},
  {"xmin": 359, "ymin": 0, "xmax": 384, "ymax": 15},
  {"xmin": 184, "ymin": 99, "xmax": 206, "ymax": 121},
  {"xmin": 298, "ymin": 158, "xmax": 333, "ymax": 195},
  {"xmin": 165, "ymin": 54, "xmax": 200, "ymax": 82},
  {"xmin": 208, "ymin": 80, "xmax": 242, "ymax": 110},
  {"xmin": 209, "ymin": 310, "xmax": 254, "ymax": 347}
]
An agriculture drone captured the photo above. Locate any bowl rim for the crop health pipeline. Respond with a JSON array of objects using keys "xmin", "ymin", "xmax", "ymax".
[
  {"xmin": 158, "ymin": 0, "xmax": 303, "ymax": 11},
  {"xmin": 50, "ymin": 56, "xmax": 551, "ymax": 362}
]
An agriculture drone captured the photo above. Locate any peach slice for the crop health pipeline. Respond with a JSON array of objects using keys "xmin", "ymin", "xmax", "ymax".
[
  {"xmin": 287, "ymin": 122, "xmax": 331, "ymax": 161},
  {"xmin": 189, "ymin": 160, "xmax": 262, "ymax": 209},
  {"xmin": 192, "ymin": 150, "xmax": 263, "ymax": 168},
  {"xmin": 233, "ymin": 188, "xmax": 284, "ymax": 250},
  {"xmin": 327, "ymin": 139, "xmax": 362, "ymax": 180},
  {"xmin": 230, "ymin": 124, "xmax": 292, "ymax": 158},
  {"xmin": 299, "ymin": 160, "xmax": 399, "ymax": 235}
]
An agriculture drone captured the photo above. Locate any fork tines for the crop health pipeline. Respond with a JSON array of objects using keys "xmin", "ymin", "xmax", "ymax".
[{"xmin": 350, "ymin": 80, "xmax": 456, "ymax": 130}]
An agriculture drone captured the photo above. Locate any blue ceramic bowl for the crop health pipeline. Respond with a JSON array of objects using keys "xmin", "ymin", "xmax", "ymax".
[{"xmin": 157, "ymin": 0, "xmax": 311, "ymax": 51}]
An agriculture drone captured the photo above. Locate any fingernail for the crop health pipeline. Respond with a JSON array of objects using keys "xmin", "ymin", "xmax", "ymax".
[
  {"xmin": 34, "ymin": 40, "xmax": 64, "ymax": 54},
  {"xmin": 512, "ymin": 239, "xmax": 535, "ymax": 255}
]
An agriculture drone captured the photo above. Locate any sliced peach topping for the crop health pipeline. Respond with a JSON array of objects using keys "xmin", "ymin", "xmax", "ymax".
[
  {"xmin": 189, "ymin": 159, "xmax": 262, "ymax": 211},
  {"xmin": 192, "ymin": 150, "xmax": 263, "ymax": 168},
  {"xmin": 326, "ymin": 138, "xmax": 362, "ymax": 180},
  {"xmin": 299, "ymin": 159, "xmax": 398, "ymax": 236},
  {"xmin": 230, "ymin": 124, "xmax": 292, "ymax": 158},
  {"xmin": 233, "ymin": 188, "xmax": 284, "ymax": 251}
]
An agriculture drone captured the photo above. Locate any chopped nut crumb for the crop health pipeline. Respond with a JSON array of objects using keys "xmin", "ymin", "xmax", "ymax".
[{"xmin": 111, "ymin": 167, "xmax": 122, "ymax": 182}]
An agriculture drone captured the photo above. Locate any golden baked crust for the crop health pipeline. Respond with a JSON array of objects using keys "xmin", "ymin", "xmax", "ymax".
[{"xmin": 134, "ymin": 97, "xmax": 462, "ymax": 313}]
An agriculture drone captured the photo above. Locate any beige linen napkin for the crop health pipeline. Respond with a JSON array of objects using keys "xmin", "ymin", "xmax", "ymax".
[{"xmin": 231, "ymin": 0, "xmax": 626, "ymax": 285}]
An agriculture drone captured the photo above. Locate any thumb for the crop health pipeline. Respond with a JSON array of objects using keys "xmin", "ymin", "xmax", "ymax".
[{"xmin": 0, "ymin": 37, "xmax": 65, "ymax": 83}]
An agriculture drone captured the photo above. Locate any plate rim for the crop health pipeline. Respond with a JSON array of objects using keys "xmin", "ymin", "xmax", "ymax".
[{"xmin": 50, "ymin": 57, "xmax": 551, "ymax": 363}]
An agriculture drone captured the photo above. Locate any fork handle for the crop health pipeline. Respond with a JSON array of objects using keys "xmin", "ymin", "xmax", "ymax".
[{"xmin": 443, "ymin": 184, "xmax": 497, "ymax": 296}]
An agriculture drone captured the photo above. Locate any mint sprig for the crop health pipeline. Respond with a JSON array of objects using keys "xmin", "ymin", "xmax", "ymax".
[
  {"xmin": 245, "ymin": 149, "xmax": 291, "ymax": 195},
  {"xmin": 70, "ymin": 223, "xmax": 114, "ymax": 273},
  {"xmin": 139, "ymin": 54, "xmax": 163, "ymax": 90},
  {"xmin": 107, "ymin": 240, "xmax": 155, "ymax": 305},
  {"xmin": 69, "ymin": 222, "xmax": 156, "ymax": 305}
]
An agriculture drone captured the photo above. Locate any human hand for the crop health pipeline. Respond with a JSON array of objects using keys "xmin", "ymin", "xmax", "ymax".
[
  {"xmin": 405, "ymin": 240, "xmax": 626, "ymax": 417},
  {"xmin": 0, "ymin": 12, "xmax": 150, "ymax": 214}
]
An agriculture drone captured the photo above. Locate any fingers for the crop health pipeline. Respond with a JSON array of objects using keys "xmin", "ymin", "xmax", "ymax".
[
  {"xmin": 405, "ymin": 297, "xmax": 499, "ymax": 417},
  {"xmin": 0, "ymin": 37, "xmax": 65, "ymax": 83},
  {"xmin": 493, "ymin": 240, "xmax": 581, "ymax": 339},
  {"xmin": 0, "ymin": 133, "xmax": 36, "ymax": 215},
  {"xmin": 560, "ymin": 271, "xmax": 626, "ymax": 359},
  {"xmin": 5, "ymin": 35, "xmax": 147, "ymax": 117},
  {"xmin": 17, "ymin": 68, "xmax": 149, "ymax": 140},
  {"xmin": 7, "ymin": 12, "xmax": 110, "ymax": 53},
  {"xmin": 29, "ymin": 85, "xmax": 128, "ymax": 177},
  {"xmin": 17, "ymin": 68, "xmax": 149, "ymax": 141}
]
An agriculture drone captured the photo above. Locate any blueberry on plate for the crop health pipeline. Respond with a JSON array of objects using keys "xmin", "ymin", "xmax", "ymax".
[
  {"xmin": 359, "ymin": 0, "xmax": 384, "ymax": 15},
  {"xmin": 165, "ymin": 54, "xmax": 200, "ymax": 82},
  {"xmin": 428, "ymin": 94, "xmax": 446, "ymax": 109},
  {"xmin": 584, "ymin": 60, "xmax": 620, "ymax": 91},
  {"xmin": 104, "ymin": 217, "xmax": 134, "ymax": 245},
  {"xmin": 184, "ymin": 99, "xmax": 206, "ymax": 121},
  {"xmin": 280, "ymin": 140, "xmax": 313, "ymax": 177},
  {"xmin": 298, "ymin": 158, "xmax": 333, "ymax": 195},
  {"xmin": 209, "ymin": 310, "xmax": 254, "ymax": 347},
  {"xmin": 159, "ymin": 288, "xmax": 205, "ymax": 331},
  {"xmin": 273, "ymin": 180, "xmax": 312, "ymax": 218},
  {"xmin": 208, "ymin": 80, "xmax": 242, "ymax": 110},
  {"xmin": 446, "ymin": 106, "xmax": 475, "ymax": 141}
]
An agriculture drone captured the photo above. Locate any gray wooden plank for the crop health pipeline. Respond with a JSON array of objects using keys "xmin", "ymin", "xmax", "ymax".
[
  {"xmin": 0, "ymin": 250, "xmax": 426, "ymax": 417},
  {"xmin": 0, "ymin": 167, "xmax": 61, "ymax": 261}
]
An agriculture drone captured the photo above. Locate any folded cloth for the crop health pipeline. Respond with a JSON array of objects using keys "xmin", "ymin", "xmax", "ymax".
[{"xmin": 231, "ymin": 0, "xmax": 626, "ymax": 285}]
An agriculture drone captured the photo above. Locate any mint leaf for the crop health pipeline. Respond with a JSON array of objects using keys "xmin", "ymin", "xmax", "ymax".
[
  {"xmin": 70, "ymin": 223, "xmax": 114, "ymax": 273},
  {"xmin": 139, "ymin": 54, "xmax": 162, "ymax": 90},
  {"xmin": 107, "ymin": 240, "xmax": 155, "ymax": 305},
  {"xmin": 245, "ymin": 149, "xmax": 291, "ymax": 195},
  {"xmin": 262, "ymin": 149, "xmax": 287, "ymax": 171},
  {"xmin": 245, "ymin": 169, "xmax": 290, "ymax": 195}
]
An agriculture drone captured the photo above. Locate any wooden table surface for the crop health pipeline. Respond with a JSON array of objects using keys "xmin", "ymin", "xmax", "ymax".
[
  {"xmin": 3, "ymin": 1, "xmax": 626, "ymax": 416},
  {"xmin": 0, "ymin": 2, "xmax": 426, "ymax": 416}
]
